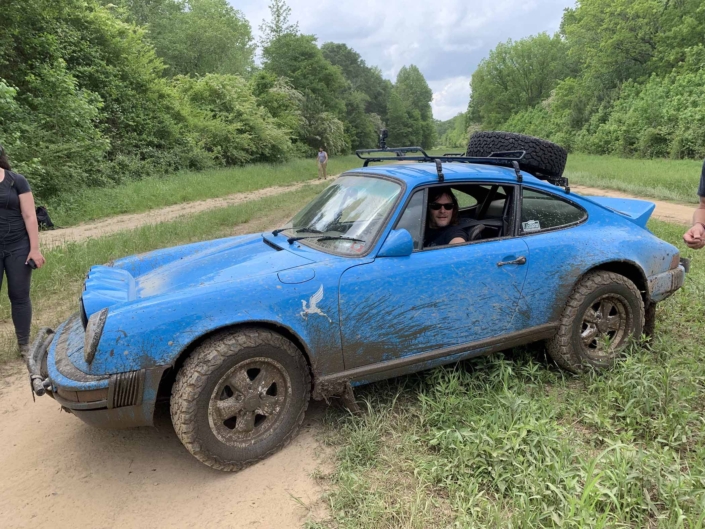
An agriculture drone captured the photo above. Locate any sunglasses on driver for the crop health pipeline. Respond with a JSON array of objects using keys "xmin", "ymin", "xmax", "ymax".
[{"xmin": 429, "ymin": 202, "xmax": 454, "ymax": 211}]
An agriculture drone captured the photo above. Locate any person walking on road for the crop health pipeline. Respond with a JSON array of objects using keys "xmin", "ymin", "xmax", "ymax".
[
  {"xmin": 0, "ymin": 143, "xmax": 45, "ymax": 356},
  {"xmin": 317, "ymin": 147, "xmax": 328, "ymax": 180},
  {"xmin": 683, "ymin": 159, "xmax": 705, "ymax": 250}
]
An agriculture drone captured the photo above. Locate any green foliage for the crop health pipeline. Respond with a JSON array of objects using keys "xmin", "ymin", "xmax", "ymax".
[
  {"xmin": 321, "ymin": 42, "xmax": 392, "ymax": 122},
  {"xmin": 258, "ymin": 0, "xmax": 299, "ymax": 47},
  {"xmin": 435, "ymin": 113, "xmax": 471, "ymax": 149},
  {"xmin": 121, "ymin": 0, "xmax": 256, "ymax": 78},
  {"xmin": 471, "ymin": 0, "xmax": 705, "ymax": 161},
  {"xmin": 263, "ymin": 33, "xmax": 347, "ymax": 118},
  {"xmin": 174, "ymin": 74, "xmax": 292, "ymax": 165},
  {"xmin": 386, "ymin": 66, "xmax": 435, "ymax": 149},
  {"xmin": 468, "ymin": 33, "xmax": 571, "ymax": 129}
]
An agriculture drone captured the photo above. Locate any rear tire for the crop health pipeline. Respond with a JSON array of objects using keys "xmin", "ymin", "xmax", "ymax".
[
  {"xmin": 466, "ymin": 131, "xmax": 568, "ymax": 178},
  {"xmin": 547, "ymin": 271, "xmax": 644, "ymax": 373},
  {"xmin": 171, "ymin": 328, "xmax": 310, "ymax": 471}
]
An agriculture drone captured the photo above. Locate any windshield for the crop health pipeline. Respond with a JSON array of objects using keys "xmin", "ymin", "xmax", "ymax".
[{"xmin": 282, "ymin": 176, "xmax": 402, "ymax": 256}]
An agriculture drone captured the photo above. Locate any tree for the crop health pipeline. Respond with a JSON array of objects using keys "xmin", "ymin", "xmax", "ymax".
[
  {"xmin": 321, "ymin": 42, "xmax": 392, "ymax": 121},
  {"xmin": 393, "ymin": 65, "xmax": 436, "ymax": 148},
  {"xmin": 468, "ymin": 33, "xmax": 571, "ymax": 128},
  {"xmin": 262, "ymin": 33, "xmax": 347, "ymax": 117},
  {"xmin": 117, "ymin": 0, "xmax": 255, "ymax": 77},
  {"xmin": 259, "ymin": 0, "xmax": 299, "ymax": 46}
]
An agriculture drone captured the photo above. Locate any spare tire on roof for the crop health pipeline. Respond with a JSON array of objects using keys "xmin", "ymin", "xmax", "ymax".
[{"xmin": 466, "ymin": 131, "xmax": 567, "ymax": 178}]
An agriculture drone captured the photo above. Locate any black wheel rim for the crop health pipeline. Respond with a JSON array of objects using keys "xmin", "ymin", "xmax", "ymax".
[
  {"xmin": 579, "ymin": 294, "xmax": 630, "ymax": 360},
  {"xmin": 208, "ymin": 357, "xmax": 291, "ymax": 446}
]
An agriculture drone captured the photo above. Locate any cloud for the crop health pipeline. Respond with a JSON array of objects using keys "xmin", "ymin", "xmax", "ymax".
[
  {"xmin": 232, "ymin": 0, "xmax": 574, "ymax": 118},
  {"xmin": 430, "ymin": 76, "xmax": 472, "ymax": 121}
]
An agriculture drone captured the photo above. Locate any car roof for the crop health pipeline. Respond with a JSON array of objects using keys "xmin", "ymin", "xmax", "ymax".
[{"xmin": 348, "ymin": 162, "xmax": 549, "ymax": 188}]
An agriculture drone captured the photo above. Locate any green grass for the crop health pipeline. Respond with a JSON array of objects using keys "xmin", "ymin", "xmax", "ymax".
[
  {"xmin": 43, "ymin": 156, "xmax": 361, "ymax": 226},
  {"xmin": 315, "ymin": 221, "xmax": 705, "ymax": 528},
  {"xmin": 0, "ymin": 182, "xmax": 327, "ymax": 363},
  {"xmin": 564, "ymin": 154, "xmax": 702, "ymax": 204}
]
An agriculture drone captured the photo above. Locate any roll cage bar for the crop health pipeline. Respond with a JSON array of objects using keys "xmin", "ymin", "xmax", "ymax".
[{"xmin": 355, "ymin": 146, "xmax": 570, "ymax": 191}]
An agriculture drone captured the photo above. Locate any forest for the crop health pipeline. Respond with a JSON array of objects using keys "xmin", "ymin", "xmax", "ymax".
[
  {"xmin": 438, "ymin": 0, "xmax": 705, "ymax": 161},
  {"xmin": 0, "ymin": 0, "xmax": 436, "ymax": 199}
]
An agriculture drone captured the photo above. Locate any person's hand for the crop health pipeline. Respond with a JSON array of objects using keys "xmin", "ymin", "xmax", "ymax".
[
  {"xmin": 26, "ymin": 249, "xmax": 46, "ymax": 268},
  {"xmin": 683, "ymin": 223, "xmax": 705, "ymax": 249}
]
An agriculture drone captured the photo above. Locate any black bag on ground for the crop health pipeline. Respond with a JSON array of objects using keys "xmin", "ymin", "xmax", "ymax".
[{"xmin": 35, "ymin": 206, "xmax": 56, "ymax": 230}]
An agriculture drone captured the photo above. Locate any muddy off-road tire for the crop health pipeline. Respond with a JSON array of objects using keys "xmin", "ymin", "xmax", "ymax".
[
  {"xmin": 466, "ymin": 131, "xmax": 568, "ymax": 178},
  {"xmin": 171, "ymin": 329, "xmax": 310, "ymax": 471},
  {"xmin": 547, "ymin": 271, "xmax": 644, "ymax": 373}
]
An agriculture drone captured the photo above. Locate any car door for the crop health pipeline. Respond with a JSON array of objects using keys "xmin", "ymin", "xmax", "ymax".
[
  {"xmin": 338, "ymin": 186, "xmax": 530, "ymax": 370},
  {"xmin": 513, "ymin": 187, "xmax": 589, "ymax": 329}
]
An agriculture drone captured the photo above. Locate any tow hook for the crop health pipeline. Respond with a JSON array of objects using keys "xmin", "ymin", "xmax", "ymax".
[
  {"xmin": 25, "ymin": 327, "xmax": 55, "ymax": 398},
  {"xmin": 680, "ymin": 257, "xmax": 691, "ymax": 274}
]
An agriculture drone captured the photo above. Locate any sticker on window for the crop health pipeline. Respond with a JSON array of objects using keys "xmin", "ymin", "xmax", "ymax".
[{"xmin": 522, "ymin": 220, "xmax": 541, "ymax": 233}]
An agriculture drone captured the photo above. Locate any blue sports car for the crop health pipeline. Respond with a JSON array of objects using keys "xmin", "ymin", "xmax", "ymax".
[{"xmin": 26, "ymin": 133, "xmax": 687, "ymax": 471}]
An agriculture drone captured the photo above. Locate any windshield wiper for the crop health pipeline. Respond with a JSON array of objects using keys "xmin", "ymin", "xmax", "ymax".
[
  {"xmin": 272, "ymin": 226, "xmax": 323, "ymax": 236},
  {"xmin": 287, "ymin": 235, "xmax": 365, "ymax": 244}
]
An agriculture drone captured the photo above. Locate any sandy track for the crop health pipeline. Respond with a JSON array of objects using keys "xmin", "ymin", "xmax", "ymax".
[
  {"xmin": 40, "ymin": 177, "xmax": 333, "ymax": 249},
  {"xmin": 571, "ymin": 184, "xmax": 694, "ymax": 225},
  {"xmin": 0, "ymin": 362, "xmax": 332, "ymax": 528}
]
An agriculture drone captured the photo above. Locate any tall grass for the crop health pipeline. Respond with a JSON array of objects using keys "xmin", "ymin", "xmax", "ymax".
[
  {"xmin": 317, "ymin": 220, "xmax": 705, "ymax": 528},
  {"xmin": 43, "ymin": 156, "xmax": 361, "ymax": 226},
  {"xmin": 565, "ymin": 154, "xmax": 703, "ymax": 204}
]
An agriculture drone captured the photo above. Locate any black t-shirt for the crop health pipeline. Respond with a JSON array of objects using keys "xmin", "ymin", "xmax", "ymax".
[
  {"xmin": 0, "ymin": 171, "xmax": 31, "ymax": 245},
  {"xmin": 698, "ymin": 159, "xmax": 705, "ymax": 198},
  {"xmin": 424, "ymin": 225, "xmax": 468, "ymax": 248}
]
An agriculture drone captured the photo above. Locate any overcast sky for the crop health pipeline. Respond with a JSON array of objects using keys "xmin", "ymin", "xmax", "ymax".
[{"xmin": 230, "ymin": 0, "xmax": 575, "ymax": 121}]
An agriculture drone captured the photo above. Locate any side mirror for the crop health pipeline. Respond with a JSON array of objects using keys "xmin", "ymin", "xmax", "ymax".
[{"xmin": 378, "ymin": 229, "xmax": 414, "ymax": 257}]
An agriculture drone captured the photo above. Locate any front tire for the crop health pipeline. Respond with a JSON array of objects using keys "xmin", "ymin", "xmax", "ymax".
[
  {"xmin": 171, "ymin": 328, "xmax": 310, "ymax": 471},
  {"xmin": 547, "ymin": 271, "xmax": 644, "ymax": 373}
]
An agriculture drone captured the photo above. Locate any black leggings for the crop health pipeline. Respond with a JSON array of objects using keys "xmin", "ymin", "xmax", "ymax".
[{"xmin": 0, "ymin": 239, "xmax": 32, "ymax": 345}]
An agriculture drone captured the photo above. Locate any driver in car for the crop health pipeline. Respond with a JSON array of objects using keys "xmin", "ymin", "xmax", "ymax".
[{"xmin": 424, "ymin": 187, "xmax": 468, "ymax": 248}]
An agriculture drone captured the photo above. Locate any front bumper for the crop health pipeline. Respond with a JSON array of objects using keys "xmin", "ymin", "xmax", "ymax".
[
  {"xmin": 26, "ymin": 313, "xmax": 168, "ymax": 429},
  {"xmin": 648, "ymin": 260, "xmax": 688, "ymax": 303}
]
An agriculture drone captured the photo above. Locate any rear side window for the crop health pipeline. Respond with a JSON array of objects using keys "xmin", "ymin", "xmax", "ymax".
[{"xmin": 521, "ymin": 188, "xmax": 586, "ymax": 234}]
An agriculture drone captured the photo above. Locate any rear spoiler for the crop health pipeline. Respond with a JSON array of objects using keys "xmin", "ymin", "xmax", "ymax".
[{"xmin": 586, "ymin": 197, "xmax": 655, "ymax": 228}]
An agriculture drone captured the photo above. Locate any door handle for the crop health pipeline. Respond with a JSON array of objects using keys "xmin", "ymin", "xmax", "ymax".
[{"xmin": 497, "ymin": 256, "xmax": 527, "ymax": 267}]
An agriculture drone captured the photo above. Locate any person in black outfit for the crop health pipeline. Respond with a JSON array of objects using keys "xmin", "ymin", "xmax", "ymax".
[
  {"xmin": 424, "ymin": 187, "xmax": 468, "ymax": 248},
  {"xmin": 0, "ymin": 144, "xmax": 45, "ymax": 356},
  {"xmin": 683, "ymin": 158, "xmax": 705, "ymax": 250}
]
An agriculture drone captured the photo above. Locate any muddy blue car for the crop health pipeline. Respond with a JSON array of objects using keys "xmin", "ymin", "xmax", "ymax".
[{"xmin": 26, "ymin": 133, "xmax": 687, "ymax": 471}]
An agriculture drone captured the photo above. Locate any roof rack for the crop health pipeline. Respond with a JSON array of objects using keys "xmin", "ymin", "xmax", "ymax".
[
  {"xmin": 355, "ymin": 146, "xmax": 570, "ymax": 191},
  {"xmin": 356, "ymin": 146, "xmax": 527, "ymax": 182}
]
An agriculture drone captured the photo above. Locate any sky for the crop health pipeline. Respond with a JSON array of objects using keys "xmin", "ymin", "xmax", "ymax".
[{"xmin": 230, "ymin": 0, "xmax": 575, "ymax": 121}]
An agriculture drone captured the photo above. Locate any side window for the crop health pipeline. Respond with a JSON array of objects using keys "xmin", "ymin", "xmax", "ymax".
[
  {"xmin": 395, "ymin": 189, "xmax": 425, "ymax": 250},
  {"xmin": 455, "ymin": 189, "xmax": 478, "ymax": 209},
  {"xmin": 521, "ymin": 188, "xmax": 586, "ymax": 234}
]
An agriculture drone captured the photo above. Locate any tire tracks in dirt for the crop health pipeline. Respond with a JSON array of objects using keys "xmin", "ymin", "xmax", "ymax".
[{"xmin": 40, "ymin": 176, "xmax": 334, "ymax": 249}]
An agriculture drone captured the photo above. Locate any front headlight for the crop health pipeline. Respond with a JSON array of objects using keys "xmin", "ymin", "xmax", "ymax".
[{"xmin": 84, "ymin": 308, "xmax": 108, "ymax": 364}]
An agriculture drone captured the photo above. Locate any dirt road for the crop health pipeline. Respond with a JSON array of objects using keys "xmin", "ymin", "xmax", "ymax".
[
  {"xmin": 0, "ymin": 362, "xmax": 332, "ymax": 528},
  {"xmin": 571, "ymin": 184, "xmax": 693, "ymax": 225},
  {"xmin": 40, "ymin": 176, "xmax": 335, "ymax": 249}
]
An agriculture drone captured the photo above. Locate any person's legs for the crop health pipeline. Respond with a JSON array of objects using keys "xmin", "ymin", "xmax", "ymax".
[
  {"xmin": 321, "ymin": 161, "xmax": 327, "ymax": 179},
  {"xmin": 318, "ymin": 162, "xmax": 324, "ymax": 179},
  {"xmin": 5, "ymin": 247, "xmax": 32, "ymax": 347}
]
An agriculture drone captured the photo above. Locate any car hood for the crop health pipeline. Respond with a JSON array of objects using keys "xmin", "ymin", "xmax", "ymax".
[{"xmin": 82, "ymin": 235, "xmax": 314, "ymax": 317}]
